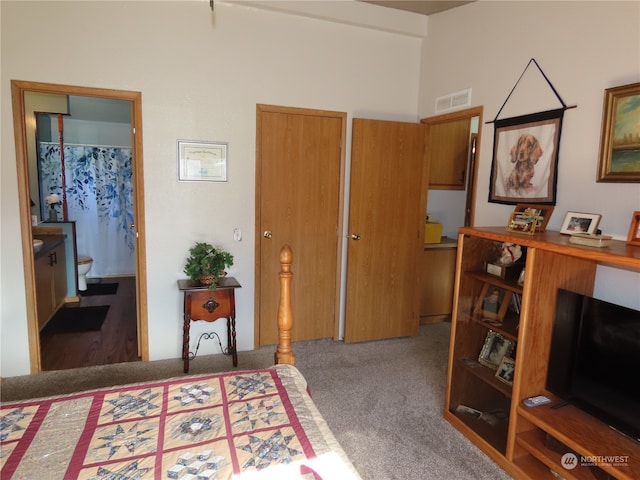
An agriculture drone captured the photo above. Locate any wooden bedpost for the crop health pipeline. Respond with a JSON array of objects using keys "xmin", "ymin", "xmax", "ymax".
[{"xmin": 275, "ymin": 244, "xmax": 295, "ymax": 365}]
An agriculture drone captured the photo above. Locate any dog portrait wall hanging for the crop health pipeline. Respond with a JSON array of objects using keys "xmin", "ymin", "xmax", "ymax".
[{"xmin": 489, "ymin": 108, "xmax": 564, "ymax": 205}]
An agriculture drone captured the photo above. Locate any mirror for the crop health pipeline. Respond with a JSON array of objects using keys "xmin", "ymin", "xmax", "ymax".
[{"xmin": 11, "ymin": 80, "xmax": 147, "ymax": 373}]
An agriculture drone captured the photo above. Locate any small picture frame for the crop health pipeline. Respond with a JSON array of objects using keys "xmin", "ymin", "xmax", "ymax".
[
  {"xmin": 627, "ymin": 211, "xmax": 640, "ymax": 246},
  {"xmin": 478, "ymin": 331, "xmax": 516, "ymax": 370},
  {"xmin": 178, "ymin": 140, "xmax": 228, "ymax": 182},
  {"xmin": 495, "ymin": 356, "xmax": 515, "ymax": 385},
  {"xmin": 506, "ymin": 211, "xmax": 539, "ymax": 235},
  {"xmin": 559, "ymin": 212, "xmax": 601, "ymax": 235},
  {"xmin": 513, "ymin": 204, "xmax": 554, "ymax": 232},
  {"xmin": 474, "ymin": 284, "xmax": 513, "ymax": 323}
]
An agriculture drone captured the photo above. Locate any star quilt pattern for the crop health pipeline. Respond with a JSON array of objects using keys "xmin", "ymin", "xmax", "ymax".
[{"xmin": 0, "ymin": 367, "xmax": 339, "ymax": 480}]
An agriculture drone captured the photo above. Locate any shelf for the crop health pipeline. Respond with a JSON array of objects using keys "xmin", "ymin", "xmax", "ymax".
[
  {"xmin": 515, "ymin": 429, "xmax": 600, "ymax": 480},
  {"xmin": 449, "ymin": 409, "xmax": 508, "ymax": 454},
  {"xmin": 458, "ymin": 357, "xmax": 512, "ymax": 397},
  {"xmin": 466, "ymin": 270, "xmax": 524, "ymax": 294},
  {"xmin": 517, "ymin": 400, "xmax": 640, "ymax": 480},
  {"xmin": 467, "ymin": 311, "xmax": 519, "ymax": 342}
]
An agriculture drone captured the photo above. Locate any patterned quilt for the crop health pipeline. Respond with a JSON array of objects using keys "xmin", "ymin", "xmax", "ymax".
[{"xmin": 0, "ymin": 365, "xmax": 360, "ymax": 480}]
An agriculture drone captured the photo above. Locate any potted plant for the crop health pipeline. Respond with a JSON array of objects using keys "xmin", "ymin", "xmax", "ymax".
[{"xmin": 184, "ymin": 242, "xmax": 234, "ymax": 289}]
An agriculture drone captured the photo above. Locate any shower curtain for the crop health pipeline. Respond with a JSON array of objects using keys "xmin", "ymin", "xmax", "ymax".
[{"xmin": 39, "ymin": 143, "xmax": 135, "ymax": 277}]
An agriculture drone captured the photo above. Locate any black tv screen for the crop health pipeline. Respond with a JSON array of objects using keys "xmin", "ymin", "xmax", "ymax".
[{"xmin": 546, "ymin": 288, "xmax": 640, "ymax": 442}]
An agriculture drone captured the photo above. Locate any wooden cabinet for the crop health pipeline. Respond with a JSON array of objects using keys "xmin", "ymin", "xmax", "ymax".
[
  {"xmin": 425, "ymin": 117, "xmax": 470, "ymax": 190},
  {"xmin": 35, "ymin": 240, "xmax": 67, "ymax": 330},
  {"xmin": 445, "ymin": 227, "xmax": 640, "ymax": 480},
  {"xmin": 419, "ymin": 239, "xmax": 456, "ymax": 323}
]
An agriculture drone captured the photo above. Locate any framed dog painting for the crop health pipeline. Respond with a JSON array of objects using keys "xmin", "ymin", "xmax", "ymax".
[{"xmin": 489, "ymin": 109, "xmax": 564, "ymax": 205}]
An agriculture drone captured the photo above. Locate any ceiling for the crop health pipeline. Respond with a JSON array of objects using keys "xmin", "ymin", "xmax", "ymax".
[{"xmin": 359, "ymin": 1, "xmax": 475, "ymax": 16}]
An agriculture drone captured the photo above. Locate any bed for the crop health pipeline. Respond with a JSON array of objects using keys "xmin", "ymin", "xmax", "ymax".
[{"xmin": 0, "ymin": 245, "xmax": 361, "ymax": 480}]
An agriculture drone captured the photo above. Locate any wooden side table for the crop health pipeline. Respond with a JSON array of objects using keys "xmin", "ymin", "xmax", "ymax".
[{"xmin": 177, "ymin": 277, "xmax": 242, "ymax": 373}]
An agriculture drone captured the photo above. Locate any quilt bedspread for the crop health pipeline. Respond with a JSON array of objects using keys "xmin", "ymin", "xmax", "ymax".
[{"xmin": 0, "ymin": 365, "xmax": 360, "ymax": 480}]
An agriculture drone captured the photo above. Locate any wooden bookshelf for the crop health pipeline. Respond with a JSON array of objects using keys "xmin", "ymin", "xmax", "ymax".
[{"xmin": 444, "ymin": 227, "xmax": 640, "ymax": 480}]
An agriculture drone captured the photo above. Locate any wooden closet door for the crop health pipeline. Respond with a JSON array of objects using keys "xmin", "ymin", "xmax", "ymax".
[
  {"xmin": 344, "ymin": 118, "xmax": 429, "ymax": 343},
  {"xmin": 255, "ymin": 105, "xmax": 345, "ymax": 346}
]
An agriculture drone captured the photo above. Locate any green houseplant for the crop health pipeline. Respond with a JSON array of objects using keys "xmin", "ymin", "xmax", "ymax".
[{"xmin": 184, "ymin": 242, "xmax": 234, "ymax": 289}]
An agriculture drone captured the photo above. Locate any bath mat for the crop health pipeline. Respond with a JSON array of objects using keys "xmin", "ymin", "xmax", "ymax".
[
  {"xmin": 80, "ymin": 282, "xmax": 119, "ymax": 296},
  {"xmin": 41, "ymin": 305, "xmax": 109, "ymax": 335}
]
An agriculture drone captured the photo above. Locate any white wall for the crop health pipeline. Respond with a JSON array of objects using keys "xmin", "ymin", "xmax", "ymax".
[
  {"xmin": 420, "ymin": 0, "xmax": 640, "ymax": 308},
  {"xmin": 1, "ymin": 0, "xmax": 423, "ymax": 377}
]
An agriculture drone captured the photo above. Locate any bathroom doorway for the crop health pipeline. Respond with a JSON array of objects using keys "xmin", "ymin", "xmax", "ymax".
[{"xmin": 11, "ymin": 80, "xmax": 148, "ymax": 373}]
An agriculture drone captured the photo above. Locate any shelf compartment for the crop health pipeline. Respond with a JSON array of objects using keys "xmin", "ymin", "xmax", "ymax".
[
  {"xmin": 515, "ymin": 429, "xmax": 600, "ymax": 480},
  {"xmin": 466, "ymin": 270, "xmax": 524, "ymax": 294},
  {"xmin": 458, "ymin": 357, "xmax": 513, "ymax": 397},
  {"xmin": 517, "ymin": 399, "xmax": 640, "ymax": 480},
  {"xmin": 466, "ymin": 311, "xmax": 519, "ymax": 342},
  {"xmin": 449, "ymin": 408, "xmax": 509, "ymax": 455}
]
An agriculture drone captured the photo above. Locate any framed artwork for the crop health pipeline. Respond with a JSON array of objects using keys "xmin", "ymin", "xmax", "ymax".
[
  {"xmin": 513, "ymin": 204, "xmax": 554, "ymax": 232},
  {"xmin": 489, "ymin": 109, "xmax": 564, "ymax": 205},
  {"xmin": 627, "ymin": 211, "xmax": 640, "ymax": 246},
  {"xmin": 495, "ymin": 356, "xmax": 515, "ymax": 385},
  {"xmin": 559, "ymin": 211, "xmax": 601, "ymax": 235},
  {"xmin": 478, "ymin": 331, "xmax": 516, "ymax": 370},
  {"xmin": 178, "ymin": 140, "xmax": 228, "ymax": 182},
  {"xmin": 597, "ymin": 82, "xmax": 640, "ymax": 183},
  {"xmin": 474, "ymin": 283, "xmax": 513, "ymax": 324}
]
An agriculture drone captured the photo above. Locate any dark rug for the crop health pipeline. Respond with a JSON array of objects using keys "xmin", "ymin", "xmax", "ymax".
[
  {"xmin": 81, "ymin": 283, "xmax": 119, "ymax": 296},
  {"xmin": 41, "ymin": 305, "xmax": 109, "ymax": 335}
]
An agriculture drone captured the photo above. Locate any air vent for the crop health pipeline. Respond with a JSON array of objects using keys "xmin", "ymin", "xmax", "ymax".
[{"xmin": 435, "ymin": 88, "xmax": 472, "ymax": 113}]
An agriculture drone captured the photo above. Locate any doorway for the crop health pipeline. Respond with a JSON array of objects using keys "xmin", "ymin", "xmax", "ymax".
[{"xmin": 11, "ymin": 80, "xmax": 148, "ymax": 373}]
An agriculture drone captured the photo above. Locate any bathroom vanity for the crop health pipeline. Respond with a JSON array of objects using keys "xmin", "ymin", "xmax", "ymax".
[{"xmin": 33, "ymin": 235, "xmax": 67, "ymax": 331}]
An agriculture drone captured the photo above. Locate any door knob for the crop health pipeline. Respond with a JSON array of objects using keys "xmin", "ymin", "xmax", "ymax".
[
  {"xmin": 351, "ymin": 233, "xmax": 361, "ymax": 240},
  {"xmin": 263, "ymin": 230, "xmax": 273, "ymax": 239}
]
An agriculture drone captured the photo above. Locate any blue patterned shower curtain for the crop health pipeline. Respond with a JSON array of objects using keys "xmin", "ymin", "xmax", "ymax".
[{"xmin": 39, "ymin": 143, "xmax": 135, "ymax": 277}]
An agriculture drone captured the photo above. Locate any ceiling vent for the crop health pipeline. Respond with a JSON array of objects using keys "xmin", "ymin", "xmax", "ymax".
[{"xmin": 435, "ymin": 88, "xmax": 472, "ymax": 113}]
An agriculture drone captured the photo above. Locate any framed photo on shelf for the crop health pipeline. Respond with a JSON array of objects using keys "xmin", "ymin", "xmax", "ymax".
[
  {"xmin": 474, "ymin": 283, "xmax": 513, "ymax": 324},
  {"xmin": 627, "ymin": 211, "xmax": 640, "ymax": 246},
  {"xmin": 495, "ymin": 356, "xmax": 515, "ymax": 385},
  {"xmin": 513, "ymin": 204, "xmax": 554, "ymax": 232},
  {"xmin": 506, "ymin": 211, "xmax": 539, "ymax": 235},
  {"xmin": 596, "ymin": 82, "xmax": 640, "ymax": 183},
  {"xmin": 178, "ymin": 140, "xmax": 228, "ymax": 182},
  {"xmin": 559, "ymin": 211, "xmax": 601, "ymax": 235},
  {"xmin": 478, "ymin": 331, "xmax": 516, "ymax": 370}
]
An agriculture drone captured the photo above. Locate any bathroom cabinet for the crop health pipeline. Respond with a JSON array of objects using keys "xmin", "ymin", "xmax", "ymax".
[{"xmin": 34, "ymin": 237, "xmax": 67, "ymax": 330}]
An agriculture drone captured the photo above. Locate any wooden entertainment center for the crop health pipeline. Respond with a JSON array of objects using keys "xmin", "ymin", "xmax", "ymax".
[{"xmin": 445, "ymin": 226, "xmax": 640, "ymax": 480}]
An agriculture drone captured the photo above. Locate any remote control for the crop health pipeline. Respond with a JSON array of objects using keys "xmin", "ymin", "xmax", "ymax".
[{"xmin": 523, "ymin": 395, "xmax": 552, "ymax": 407}]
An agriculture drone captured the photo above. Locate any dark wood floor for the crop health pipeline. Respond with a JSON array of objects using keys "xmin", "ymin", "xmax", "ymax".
[{"xmin": 39, "ymin": 276, "xmax": 140, "ymax": 371}]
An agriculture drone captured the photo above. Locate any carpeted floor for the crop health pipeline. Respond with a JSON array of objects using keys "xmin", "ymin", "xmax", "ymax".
[{"xmin": 0, "ymin": 322, "xmax": 511, "ymax": 480}]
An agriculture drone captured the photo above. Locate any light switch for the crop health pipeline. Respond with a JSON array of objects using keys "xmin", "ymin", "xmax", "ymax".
[{"xmin": 233, "ymin": 228, "xmax": 242, "ymax": 242}]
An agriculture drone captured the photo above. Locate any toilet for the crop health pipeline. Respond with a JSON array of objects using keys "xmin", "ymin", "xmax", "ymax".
[{"xmin": 77, "ymin": 255, "xmax": 94, "ymax": 291}]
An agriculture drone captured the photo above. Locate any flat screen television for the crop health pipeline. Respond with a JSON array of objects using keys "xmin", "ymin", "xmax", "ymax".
[{"xmin": 546, "ymin": 288, "xmax": 640, "ymax": 443}]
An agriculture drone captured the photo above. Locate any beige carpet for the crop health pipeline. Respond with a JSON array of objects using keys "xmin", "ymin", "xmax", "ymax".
[{"xmin": 0, "ymin": 322, "xmax": 511, "ymax": 479}]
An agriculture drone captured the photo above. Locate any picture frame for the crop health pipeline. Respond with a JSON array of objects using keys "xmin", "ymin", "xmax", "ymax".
[
  {"xmin": 506, "ymin": 211, "xmax": 539, "ymax": 235},
  {"xmin": 489, "ymin": 109, "xmax": 564, "ymax": 205},
  {"xmin": 627, "ymin": 211, "xmax": 640, "ymax": 246},
  {"xmin": 474, "ymin": 283, "xmax": 513, "ymax": 324},
  {"xmin": 178, "ymin": 140, "xmax": 228, "ymax": 182},
  {"xmin": 596, "ymin": 82, "xmax": 640, "ymax": 183},
  {"xmin": 478, "ymin": 331, "xmax": 516, "ymax": 370},
  {"xmin": 495, "ymin": 356, "xmax": 515, "ymax": 385},
  {"xmin": 513, "ymin": 204, "xmax": 554, "ymax": 232},
  {"xmin": 559, "ymin": 211, "xmax": 602, "ymax": 235}
]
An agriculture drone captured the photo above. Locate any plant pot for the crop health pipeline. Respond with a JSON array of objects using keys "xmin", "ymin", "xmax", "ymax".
[{"xmin": 199, "ymin": 274, "xmax": 217, "ymax": 286}]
